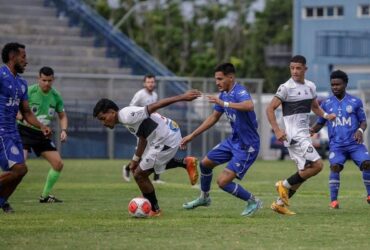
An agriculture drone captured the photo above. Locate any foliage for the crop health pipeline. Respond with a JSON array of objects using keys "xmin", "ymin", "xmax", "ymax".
[
  {"xmin": 1, "ymin": 159, "xmax": 369, "ymax": 249},
  {"xmin": 86, "ymin": 0, "xmax": 293, "ymax": 92}
]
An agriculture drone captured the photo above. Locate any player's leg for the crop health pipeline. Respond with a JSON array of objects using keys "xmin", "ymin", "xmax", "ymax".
[
  {"xmin": 350, "ymin": 144, "xmax": 370, "ymax": 204},
  {"xmin": 39, "ymin": 150, "xmax": 63, "ymax": 203},
  {"xmin": 362, "ymin": 161, "xmax": 370, "ymax": 204},
  {"xmin": 164, "ymin": 156, "xmax": 198, "ymax": 185},
  {"xmin": 123, "ymin": 163, "xmax": 131, "ymax": 182},
  {"xmin": 329, "ymin": 164, "xmax": 343, "ymax": 209}
]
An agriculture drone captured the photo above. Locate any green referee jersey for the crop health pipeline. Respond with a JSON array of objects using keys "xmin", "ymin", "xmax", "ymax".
[{"xmin": 18, "ymin": 84, "xmax": 65, "ymax": 130}]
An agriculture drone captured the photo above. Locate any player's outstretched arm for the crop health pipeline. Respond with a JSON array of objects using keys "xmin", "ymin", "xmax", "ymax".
[
  {"xmin": 19, "ymin": 100, "xmax": 51, "ymax": 136},
  {"xmin": 147, "ymin": 89, "xmax": 201, "ymax": 115}
]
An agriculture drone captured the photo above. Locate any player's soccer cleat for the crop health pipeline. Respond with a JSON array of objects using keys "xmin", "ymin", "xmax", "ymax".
[
  {"xmin": 271, "ymin": 201, "xmax": 296, "ymax": 215},
  {"xmin": 367, "ymin": 196, "xmax": 370, "ymax": 204},
  {"xmin": 183, "ymin": 197, "xmax": 211, "ymax": 209},
  {"xmin": 275, "ymin": 181, "xmax": 289, "ymax": 206},
  {"xmin": 149, "ymin": 209, "xmax": 161, "ymax": 217},
  {"xmin": 1, "ymin": 201, "xmax": 14, "ymax": 213},
  {"xmin": 39, "ymin": 195, "xmax": 63, "ymax": 203},
  {"xmin": 330, "ymin": 200, "xmax": 339, "ymax": 209},
  {"xmin": 185, "ymin": 156, "xmax": 199, "ymax": 185},
  {"xmin": 241, "ymin": 198, "xmax": 263, "ymax": 216},
  {"xmin": 122, "ymin": 164, "xmax": 131, "ymax": 182},
  {"xmin": 153, "ymin": 179, "xmax": 166, "ymax": 184}
]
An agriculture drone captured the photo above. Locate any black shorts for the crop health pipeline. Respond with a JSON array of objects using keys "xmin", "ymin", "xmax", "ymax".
[{"xmin": 17, "ymin": 124, "xmax": 56, "ymax": 157}]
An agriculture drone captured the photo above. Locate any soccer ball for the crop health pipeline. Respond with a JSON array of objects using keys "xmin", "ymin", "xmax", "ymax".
[{"xmin": 128, "ymin": 197, "xmax": 151, "ymax": 218}]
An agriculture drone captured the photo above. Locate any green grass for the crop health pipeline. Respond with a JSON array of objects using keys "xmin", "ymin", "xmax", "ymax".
[{"xmin": 0, "ymin": 159, "xmax": 369, "ymax": 250}]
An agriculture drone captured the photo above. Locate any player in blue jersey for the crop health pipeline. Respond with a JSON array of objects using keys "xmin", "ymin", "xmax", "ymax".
[
  {"xmin": 181, "ymin": 63, "xmax": 262, "ymax": 216},
  {"xmin": 0, "ymin": 42, "xmax": 51, "ymax": 213},
  {"xmin": 311, "ymin": 70, "xmax": 370, "ymax": 209}
]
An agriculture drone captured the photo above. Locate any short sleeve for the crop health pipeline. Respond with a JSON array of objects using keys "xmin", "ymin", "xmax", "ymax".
[
  {"xmin": 275, "ymin": 84, "xmax": 287, "ymax": 101},
  {"xmin": 356, "ymin": 99, "xmax": 367, "ymax": 123},
  {"xmin": 118, "ymin": 106, "xmax": 149, "ymax": 125}
]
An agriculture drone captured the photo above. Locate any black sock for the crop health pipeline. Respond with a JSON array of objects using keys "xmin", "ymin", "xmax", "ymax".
[
  {"xmin": 153, "ymin": 173, "xmax": 160, "ymax": 181},
  {"xmin": 125, "ymin": 163, "xmax": 130, "ymax": 171},
  {"xmin": 143, "ymin": 191, "xmax": 160, "ymax": 211},
  {"xmin": 165, "ymin": 158, "xmax": 186, "ymax": 170},
  {"xmin": 287, "ymin": 172, "xmax": 306, "ymax": 186},
  {"xmin": 288, "ymin": 189, "xmax": 296, "ymax": 198}
]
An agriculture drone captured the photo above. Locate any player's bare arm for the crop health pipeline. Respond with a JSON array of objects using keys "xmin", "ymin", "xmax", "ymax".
[
  {"xmin": 266, "ymin": 97, "xmax": 287, "ymax": 142},
  {"xmin": 58, "ymin": 111, "xmax": 68, "ymax": 142},
  {"xmin": 130, "ymin": 136, "xmax": 147, "ymax": 172},
  {"xmin": 19, "ymin": 100, "xmax": 51, "ymax": 136},
  {"xmin": 180, "ymin": 110, "xmax": 222, "ymax": 149},
  {"xmin": 310, "ymin": 123, "xmax": 324, "ymax": 136},
  {"xmin": 207, "ymin": 96, "xmax": 254, "ymax": 111},
  {"xmin": 354, "ymin": 121, "xmax": 367, "ymax": 144},
  {"xmin": 147, "ymin": 89, "xmax": 201, "ymax": 115},
  {"xmin": 311, "ymin": 98, "xmax": 336, "ymax": 120}
]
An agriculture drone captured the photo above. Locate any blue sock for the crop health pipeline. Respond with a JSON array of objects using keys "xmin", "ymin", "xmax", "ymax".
[
  {"xmin": 200, "ymin": 163, "xmax": 213, "ymax": 193},
  {"xmin": 221, "ymin": 182, "xmax": 251, "ymax": 202},
  {"xmin": 329, "ymin": 171, "xmax": 340, "ymax": 201},
  {"xmin": 362, "ymin": 170, "xmax": 370, "ymax": 196}
]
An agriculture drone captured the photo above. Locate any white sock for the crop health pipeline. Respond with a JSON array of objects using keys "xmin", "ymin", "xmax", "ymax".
[
  {"xmin": 276, "ymin": 198, "xmax": 284, "ymax": 206},
  {"xmin": 283, "ymin": 180, "xmax": 292, "ymax": 189},
  {"xmin": 200, "ymin": 191, "xmax": 209, "ymax": 199}
]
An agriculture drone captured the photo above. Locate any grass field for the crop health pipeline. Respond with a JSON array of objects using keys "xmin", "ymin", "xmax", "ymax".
[{"xmin": 0, "ymin": 159, "xmax": 369, "ymax": 250}]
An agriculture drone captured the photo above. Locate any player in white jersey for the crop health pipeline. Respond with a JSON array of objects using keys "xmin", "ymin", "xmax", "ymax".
[
  {"xmin": 93, "ymin": 90, "xmax": 201, "ymax": 216},
  {"xmin": 123, "ymin": 74, "xmax": 164, "ymax": 183},
  {"xmin": 266, "ymin": 55, "xmax": 336, "ymax": 215}
]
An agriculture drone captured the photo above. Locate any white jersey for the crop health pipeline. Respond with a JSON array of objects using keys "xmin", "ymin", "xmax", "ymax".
[
  {"xmin": 118, "ymin": 106, "xmax": 180, "ymax": 148},
  {"xmin": 275, "ymin": 78, "xmax": 317, "ymax": 146},
  {"xmin": 129, "ymin": 89, "xmax": 158, "ymax": 107}
]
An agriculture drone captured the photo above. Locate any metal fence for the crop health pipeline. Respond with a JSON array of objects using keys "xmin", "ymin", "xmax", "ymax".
[{"xmin": 23, "ymin": 72, "xmax": 264, "ymax": 159}]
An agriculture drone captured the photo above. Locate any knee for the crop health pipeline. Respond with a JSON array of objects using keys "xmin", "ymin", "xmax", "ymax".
[
  {"xmin": 330, "ymin": 164, "xmax": 343, "ymax": 173},
  {"xmin": 216, "ymin": 177, "xmax": 228, "ymax": 189},
  {"xmin": 361, "ymin": 161, "xmax": 370, "ymax": 171},
  {"xmin": 52, "ymin": 160, "xmax": 64, "ymax": 171},
  {"xmin": 14, "ymin": 165, "xmax": 28, "ymax": 178},
  {"xmin": 311, "ymin": 160, "xmax": 324, "ymax": 175}
]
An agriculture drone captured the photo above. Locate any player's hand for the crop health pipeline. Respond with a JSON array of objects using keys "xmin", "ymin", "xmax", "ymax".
[
  {"xmin": 60, "ymin": 130, "xmax": 67, "ymax": 142},
  {"xmin": 354, "ymin": 130, "xmax": 364, "ymax": 144},
  {"xmin": 41, "ymin": 125, "xmax": 52, "ymax": 138},
  {"xmin": 326, "ymin": 113, "xmax": 336, "ymax": 121},
  {"xmin": 206, "ymin": 95, "xmax": 222, "ymax": 106},
  {"xmin": 182, "ymin": 89, "xmax": 202, "ymax": 101},
  {"xmin": 275, "ymin": 129, "xmax": 287, "ymax": 142},
  {"xmin": 180, "ymin": 134, "xmax": 193, "ymax": 150},
  {"xmin": 309, "ymin": 128, "xmax": 315, "ymax": 136},
  {"xmin": 130, "ymin": 160, "xmax": 139, "ymax": 172}
]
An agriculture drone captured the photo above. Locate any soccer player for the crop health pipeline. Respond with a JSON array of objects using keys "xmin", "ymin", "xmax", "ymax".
[
  {"xmin": 93, "ymin": 90, "xmax": 201, "ymax": 216},
  {"xmin": 311, "ymin": 70, "xmax": 370, "ymax": 209},
  {"xmin": 17, "ymin": 66, "xmax": 68, "ymax": 203},
  {"xmin": 0, "ymin": 42, "xmax": 51, "ymax": 213},
  {"xmin": 123, "ymin": 74, "xmax": 164, "ymax": 183},
  {"xmin": 266, "ymin": 55, "xmax": 336, "ymax": 215},
  {"xmin": 181, "ymin": 63, "xmax": 262, "ymax": 217}
]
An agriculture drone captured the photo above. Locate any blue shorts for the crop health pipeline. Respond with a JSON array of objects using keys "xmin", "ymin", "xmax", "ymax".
[
  {"xmin": 207, "ymin": 138, "xmax": 259, "ymax": 180},
  {"xmin": 329, "ymin": 143, "xmax": 370, "ymax": 168},
  {"xmin": 0, "ymin": 134, "xmax": 25, "ymax": 171}
]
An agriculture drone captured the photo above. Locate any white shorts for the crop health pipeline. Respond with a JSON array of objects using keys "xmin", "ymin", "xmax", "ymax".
[
  {"xmin": 139, "ymin": 132, "xmax": 181, "ymax": 174},
  {"xmin": 288, "ymin": 138, "xmax": 321, "ymax": 170}
]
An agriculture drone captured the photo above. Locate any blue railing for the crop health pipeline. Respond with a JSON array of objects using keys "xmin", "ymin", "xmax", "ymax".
[{"xmin": 45, "ymin": 0, "xmax": 176, "ymax": 77}]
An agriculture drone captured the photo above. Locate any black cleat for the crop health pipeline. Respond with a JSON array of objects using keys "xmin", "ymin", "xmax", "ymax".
[
  {"xmin": 1, "ymin": 201, "xmax": 14, "ymax": 213},
  {"xmin": 39, "ymin": 195, "xmax": 63, "ymax": 203}
]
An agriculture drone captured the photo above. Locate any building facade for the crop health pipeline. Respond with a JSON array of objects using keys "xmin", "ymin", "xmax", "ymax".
[{"xmin": 294, "ymin": 0, "xmax": 370, "ymax": 91}]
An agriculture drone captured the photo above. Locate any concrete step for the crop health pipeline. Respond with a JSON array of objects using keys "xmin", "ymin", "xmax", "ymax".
[
  {"xmin": 0, "ymin": 5, "xmax": 57, "ymax": 17},
  {"xmin": 0, "ymin": 24, "xmax": 81, "ymax": 37},
  {"xmin": 0, "ymin": 34, "xmax": 95, "ymax": 47},
  {"xmin": 0, "ymin": 0, "xmax": 43, "ymax": 5},
  {"xmin": 27, "ymin": 55, "xmax": 120, "ymax": 68},
  {"xmin": 26, "ymin": 44, "xmax": 107, "ymax": 58},
  {"xmin": 25, "ymin": 65, "xmax": 131, "ymax": 75},
  {"xmin": 0, "ymin": 14, "xmax": 69, "ymax": 27}
]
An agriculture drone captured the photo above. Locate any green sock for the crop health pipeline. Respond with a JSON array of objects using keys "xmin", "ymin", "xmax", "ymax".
[{"xmin": 41, "ymin": 169, "xmax": 61, "ymax": 198}]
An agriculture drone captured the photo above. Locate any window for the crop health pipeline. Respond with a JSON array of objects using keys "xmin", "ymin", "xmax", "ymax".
[
  {"xmin": 359, "ymin": 5, "xmax": 370, "ymax": 17},
  {"xmin": 303, "ymin": 6, "xmax": 343, "ymax": 19}
]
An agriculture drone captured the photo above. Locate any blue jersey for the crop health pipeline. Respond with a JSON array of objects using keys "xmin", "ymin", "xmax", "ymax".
[
  {"xmin": 214, "ymin": 83, "xmax": 259, "ymax": 146},
  {"xmin": 317, "ymin": 93, "xmax": 366, "ymax": 149},
  {"xmin": 0, "ymin": 65, "xmax": 28, "ymax": 136}
]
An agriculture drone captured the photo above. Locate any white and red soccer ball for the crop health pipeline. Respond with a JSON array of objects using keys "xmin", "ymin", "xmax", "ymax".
[{"xmin": 128, "ymin": 197, "xmax": 151, "ymax": 218}]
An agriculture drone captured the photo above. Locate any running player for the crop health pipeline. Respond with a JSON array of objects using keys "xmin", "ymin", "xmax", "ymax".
[
  {"xmin": 17, "ymin": 66, "xmax": 68, "ymax": 203},
  {"xmin": 93, "ymin": 90, "xmax": 201, "ymax": 216},
  {"xmin": 181, "ymin": 63, "xmax": 262, "ymax": 217},
  {"xmin": 311, "ymin": 70, "xmax": 370, "ymax": 209},
  {"xmin": 266, "ymin": 55, "xmax": 336, "ymax": 215},
  {"xmin": 0, "ymin": 42, "xmax": 51, "ymax": 213}
]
